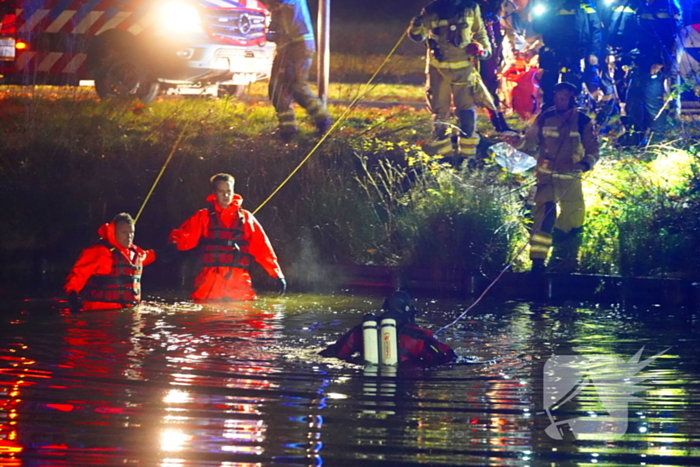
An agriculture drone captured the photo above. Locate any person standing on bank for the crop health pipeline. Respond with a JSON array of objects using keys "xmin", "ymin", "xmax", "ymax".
[
  {"xmin": 409, "ymin": 0, "xmax": 496, "ymax": 165},
  {"xmin": 477, "ymin": 0, "xmax": 515, "ymax": 132},
  {"xmin": 65, "ymin": 213, "xmax": 156, "ymax": 312},
  {"xmin": 509, "ymin": 82, "xmax": 600, "ymax": 274},
  {"xmin": 261, "ymin": 0, "xmax": 333, "ymax": 143},
  {"xmin": 169, "ymin": 174, "xmax": 286, "ymax": 301},
  {"xmin": 620, "ymin": 0, "xmax": 682, "ymax": 147},
  {"xmin": 531, "ymin": 0, "xmax": 602, "ymax": 110}
]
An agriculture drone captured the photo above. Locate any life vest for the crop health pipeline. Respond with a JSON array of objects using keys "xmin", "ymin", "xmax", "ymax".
[
  {"xmin": 200, "ymin": 208, "xmax": 253, "ymax": 269},
  {"xmin": 82, "ymin": 241, "xmax": 142, "ymax": 305}
]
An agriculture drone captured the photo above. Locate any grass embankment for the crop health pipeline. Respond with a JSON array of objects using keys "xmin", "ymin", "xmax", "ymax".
[{"xmin": 1, "ymin": 84, "xmax": 699, "ymax": 289}]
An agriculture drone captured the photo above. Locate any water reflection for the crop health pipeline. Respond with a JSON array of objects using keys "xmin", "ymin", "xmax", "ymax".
[{"xmin": 0, "ymin": 295, "xmax": 698, "ymax": 466}]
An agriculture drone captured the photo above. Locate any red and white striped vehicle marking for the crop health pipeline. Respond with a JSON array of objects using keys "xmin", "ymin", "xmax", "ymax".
[{"xmin": 13, "ymin": 0, "xmax": 155, "ymax": 75}]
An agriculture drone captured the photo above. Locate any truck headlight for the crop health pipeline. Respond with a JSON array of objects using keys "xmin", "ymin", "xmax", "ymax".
[{"xmin": 157, "ymin": 2, "xmax": 203, "ymax": 33}]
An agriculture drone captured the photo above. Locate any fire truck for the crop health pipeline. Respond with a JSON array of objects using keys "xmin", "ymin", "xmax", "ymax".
[{"xmin": 0, "ymin": 0, "xmax": 275, "ymax": 101}]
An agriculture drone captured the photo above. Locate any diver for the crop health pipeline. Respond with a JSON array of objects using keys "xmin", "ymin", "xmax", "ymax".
[{"xmin": 319, "ymin": 291, "xmax": 457, "ymax": 367}]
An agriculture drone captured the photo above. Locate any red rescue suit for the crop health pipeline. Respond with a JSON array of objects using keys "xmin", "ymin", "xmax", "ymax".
[
  {"xmin": 169, "ymin": 194, "xmax": 283, "ymax": 302},
  {"xmin": 65, "ymin": 222, "xmax": 155, "ymax": 311},
  {"xmin": 319, "ymin": 322, "xmax": 456, "ymax": 367}
]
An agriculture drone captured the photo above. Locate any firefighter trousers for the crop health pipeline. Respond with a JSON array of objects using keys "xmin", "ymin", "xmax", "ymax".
[
  {"xmin": 268, "ymin": 43, "xmax": 330, "ymax": 134},
  {"xmin": 425, "ymin": 65, "xmax": 494, "ymax": 158},
  {"xmin": 529, "ymin": 174, "xmax": 585, "ymax": 261},
  {"xmin": 626, "ymin": 69, "xmax": 666, "ymax": 135}
]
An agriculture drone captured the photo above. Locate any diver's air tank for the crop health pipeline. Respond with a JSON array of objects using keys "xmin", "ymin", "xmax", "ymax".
[
  {"xmin": 380, "ymin": 315, "xmax": 398, "ymax": 365},
  {"xmin": 362, "ymin": 314, "xmax": 380, "ymax": 365}
]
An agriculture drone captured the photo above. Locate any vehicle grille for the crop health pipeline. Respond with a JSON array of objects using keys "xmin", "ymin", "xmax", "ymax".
[{"xmin": 204, "ymin": 9, "xmax": 267, "ymax": 42}]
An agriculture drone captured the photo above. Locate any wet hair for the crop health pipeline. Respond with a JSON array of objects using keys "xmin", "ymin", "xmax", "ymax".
[
  {"xmin": 112, "ymin": 212, "xmax": 134, "ymax": 226},
  {"xmin": 210, "ymin": 173, "xmax": 235, "ymax": 190}
]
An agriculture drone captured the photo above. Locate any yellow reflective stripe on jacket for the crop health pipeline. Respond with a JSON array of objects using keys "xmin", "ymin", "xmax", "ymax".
[
  {"xmin": 429, "ymin": 58, "xmax": 474, "ymax": 69},
  {"xmin": 612, "ymin": 6, "xmax": 637, "ymax": 13},
  {"xmin": 542, "ymin": 127, "xmax": 559, "ymax": 138}
]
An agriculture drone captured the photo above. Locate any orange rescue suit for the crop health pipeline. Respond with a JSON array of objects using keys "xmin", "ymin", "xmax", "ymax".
[
  {"xmin": 65, "ymin": 222, "xmax": 156, "ymax": 311},
  {"xmin": 169, "ymin": 194, "xmax": 284, "ymax": 302}
]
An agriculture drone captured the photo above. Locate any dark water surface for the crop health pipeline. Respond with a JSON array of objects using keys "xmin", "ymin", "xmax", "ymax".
[{"xmin": 1, "ymin": 294, "xmax": 698, "ymax": 466}]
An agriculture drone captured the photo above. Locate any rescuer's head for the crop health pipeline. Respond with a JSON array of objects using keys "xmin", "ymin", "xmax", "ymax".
[
  {"xmin": 113, "ymin": 213, "xmax": 135, "ymax": 249},
  {"xmin": 382, "ymin": 291, "xmax": 416, "ymax": 325},
  {"xmin": 210, "ymin": 173, "xmax": 235, "ymax": 210},
  {"xmin": 553, "ymin": 82, "xmax": 578, "ymax": 111}
]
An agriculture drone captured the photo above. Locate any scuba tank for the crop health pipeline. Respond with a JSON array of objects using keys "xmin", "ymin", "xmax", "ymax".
[
  {"xmin": 380, "ymin": 315, "xmax": 398, "ymax": 365},
  {"xmin": 362, "ymin": 314, "xmax": 380, "ymax": 365}
]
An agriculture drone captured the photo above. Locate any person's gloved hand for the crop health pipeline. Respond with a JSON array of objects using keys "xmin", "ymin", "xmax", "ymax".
[
  {"xmin": 276, "ymin": 277, "xmax": 287, "ymax": 296},
  {"xmin": 169, "ymin": 230, "xmax": 185, "ymax": 247},
  {"xmin": 574, "ymin": 162, "xmax": 590, "ymax": 172},
  {"xmin": 465, "ymin": 42, "xmax": 485, "ymax": 58},
  {"xmin": 67, "ymin": 291, "xmax": 81, "ymax": 313}
]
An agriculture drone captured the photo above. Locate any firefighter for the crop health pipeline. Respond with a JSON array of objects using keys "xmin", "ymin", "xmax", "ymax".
[
  {"xmin": 531, "ymin": 0, "xmax": 602, "ymax": 110},
  {"xmin": 508, "ymin": 82, "xmax": 600, "ymax": 273},
  {"xmin": 477, "ymin": 0, "xmax": 514, "ymax": 132},
  {"xmin": 409, "ymin": 0, "xmax": 495, "ymax": 165},
  {"xmin": 620, "ymin": 0, "xmax": 682, "ymax": 147},
  {"xmin": 65, "ymin": 213, "xmax": 156, "ymax": 312},
  {"xmin": 596, "ymin": 0, "xmax": 641, "ymax": 131},
  {"xmin": 261, "ymin": 0, "xmax": 332, "ymax": 142},
  {"xmin": 169, "ymin": 173, "xmax": 286, "ymax": 302},
  {"xmin": 319, "ymin": 291, "xmax": 457, "ymax": 367}
]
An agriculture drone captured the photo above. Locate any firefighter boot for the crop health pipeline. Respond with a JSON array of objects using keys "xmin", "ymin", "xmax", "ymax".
[
  {"xmin": 316, "ymin": 117, "xmax": 333, "ymax": 137},
  {"xmin": 547, "ymin": 228, "xmax": 583, "ymax": 274},
  {"xmin": 423, "ymin": 118, "xmax": 454, "ymax": 160},
  {"xmin": 488, "ymin": 110, "xmax": 514, "ymax": 133},
  {"xmin": 457, "ymin": 109, "xmax": 479, "ymax": 167},
  {"xmin": 276, "ymin": 109, "xmax": 299, "ymax": 143}
]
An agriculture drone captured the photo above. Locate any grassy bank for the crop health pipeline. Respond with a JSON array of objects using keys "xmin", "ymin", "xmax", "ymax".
[{"xmin": 1, "ymin": 87, "xmax": 699, "ymax": 290}]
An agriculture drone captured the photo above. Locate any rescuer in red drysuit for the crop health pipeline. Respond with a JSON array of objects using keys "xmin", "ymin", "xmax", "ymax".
[
  {"xmin": 169, "ymin": 173, "xmax": 286, "ymax": 302},
  {"xmin": 319, "ymin": 291, "xmax": 456, "ymax": 367},
  {"xmin": 65, "ymin": 213, "xmax": 156, "ymax": 311}
]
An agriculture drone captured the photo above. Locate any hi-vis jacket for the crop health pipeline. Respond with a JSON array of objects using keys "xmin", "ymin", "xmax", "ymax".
[
  {"xmin": 65, "ymin": 221, "xmax": 155, "ymax": 311},
  {"xmin": 604, "ymin": 0, "xmax": 642, "ymax": 51},
  {"xmin": 519, "ymin": 107, "xmax": 600, "ymax": 176},
  {"xmin": 169, "ymin": 193, "xmax": 283, "ymax": 302},
  {"xmin": 266, "ymin": 0, "xmax": 316, "ymax": 51},
  {"xmin": 409, "ymin": 0, "xmax": 492, "ymax": 70},
  {"xmin": 636, "ymin": 0, "xmax": 682, "ymax": 56},
  {"xmin": 532, "ymin": 0, "xmax": 601, "ymax": 58}
]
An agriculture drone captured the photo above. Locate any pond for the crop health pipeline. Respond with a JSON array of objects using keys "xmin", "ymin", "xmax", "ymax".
[{"xmin": 0, "ymin": 293, "xmax": 698, "ymax": 466}]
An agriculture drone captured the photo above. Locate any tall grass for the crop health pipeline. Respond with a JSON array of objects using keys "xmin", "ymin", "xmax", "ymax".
[{"xmin": 1, "ymin": 87, "xmax": 700, "ymax": 283}]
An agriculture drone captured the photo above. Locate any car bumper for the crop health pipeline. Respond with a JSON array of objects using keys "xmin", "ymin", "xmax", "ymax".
[{"xmin": 148, "ymin": 37, "xmax": 275, "ymax": 85}]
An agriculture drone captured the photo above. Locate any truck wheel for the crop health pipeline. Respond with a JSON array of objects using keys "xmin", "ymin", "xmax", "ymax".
[
  {"xmin": 217, "ymin": 85, "xmax": 247, "ymax": 99},
  {"xmin": 94, "ymin": 59, "xmax": 160, "ymax": 103}
]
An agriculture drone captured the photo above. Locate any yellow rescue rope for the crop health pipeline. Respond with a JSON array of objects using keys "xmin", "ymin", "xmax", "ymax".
[{"xmin": 252, "ymin": 29, "xmax": 409, "ymax": 215}]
